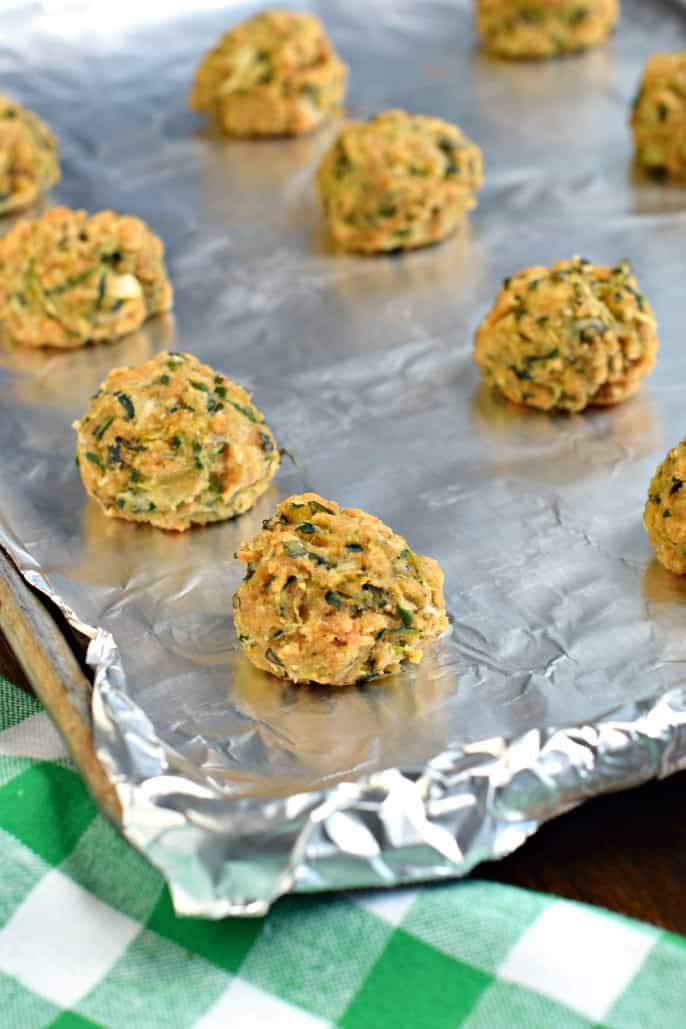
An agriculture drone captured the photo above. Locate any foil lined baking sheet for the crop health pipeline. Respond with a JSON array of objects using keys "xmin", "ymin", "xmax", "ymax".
[{"xmin": 2, "ymin": 0, "xmax": 686, "ymax": 916}]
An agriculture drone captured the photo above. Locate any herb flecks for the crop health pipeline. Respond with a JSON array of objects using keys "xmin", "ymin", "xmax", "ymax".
[
  {"xmin": 85, "ymin": 451, "xmax": 104, "ymax": 470},
  {"xmin": 115, "ymin": 392, "xmax": 135, "ymax": 419},
  {"xmin": 568, "ymin": 5, "xmax": 589, "ymax": 25},
  {"xmin": 284, "ymin": 540, "xmax": 307, "ymax": 558},
  {"xmin": 333, "ymin": 145, "xmax": 352, "ymax": 179},
  {"xmin": 47, "ymin": 267, "xmax": 96, "ymax": 296},
  {"xmin": 309, "ymin": 499, "xmax": 334, "ymax": 515},
  {"xmin": 306, "ymin": 551, "xmax": 334, "ymax": 568},
  {"xmin": 258, "ymin": 431, "xmax": 274, "ymax": 454},
  {"xmin": 398, "ymin": 606, "xmax": 414, "ymax": 628},
  {"xmin": 229, "ymin": 399, "xmax": 259, "ymax": 423},
  {"xmin": 93, "ymin": 416, "xmax": 114, "ymax": 440},
  {"xmin": 95, "ymin": 270, "xmax": 106, "ymax": 310},
  {"xmin": 438, "ymin": 138, "xmax": 459, "ymax": 176},
  {"xmin": 511, "ymin": 365, "xmax": 532, "ymax": 381},
  {"xmin": 362, "ymin": 583, "xmax": 390, "ymax": 609},
  {"xmin": 524, "ymin": 348, "xmax": 559, "ymax": 367}
]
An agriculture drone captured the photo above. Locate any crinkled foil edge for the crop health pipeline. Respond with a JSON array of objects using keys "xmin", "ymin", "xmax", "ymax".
[{"xmin": 6, "ymin": 552, "xmax": 686, "ymax": 917}]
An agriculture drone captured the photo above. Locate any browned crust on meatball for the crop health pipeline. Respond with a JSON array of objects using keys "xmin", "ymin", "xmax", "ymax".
[
  {"xmin": 233, "ymin": 492, "xmax": 448, "ymax": 685},
  {"xmin": 632, "ymin": 52, "xmax": 686, "ymax": 181},
  {"xmin": 189, "ymin": 9, "xmax": 347, "ymax": 137},
  {"xmin": 0, "ymin": 207, "xmax": 173, "ymax": 349},
  {"xmin": 73, "ymin": 351, "xmax": 279, "ymax": 531},
  {"xmin": 474, "ymin": 258, "xmax": 658, "ymax": 413},
  {"xmin": 316, "ymin": 109, "xmax": 483, "ymax": 254},
  {"xmin": 476, "ymin": 0, "xmax": 619, "ymax": 59},
  {"xmin": 0, "ymin": 94, "xmax": 60, "ymax": 213},
  {"xmin": 644, "ymin": 440, "xmax": 686, "ymax": 575}
]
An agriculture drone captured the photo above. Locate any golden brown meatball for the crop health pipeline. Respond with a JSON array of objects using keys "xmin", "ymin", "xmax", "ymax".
[
  {"xmin": 644, "ymin": 440, "xmax": 686, "ymax": 575},
  {"xmin": 476, "ymin": 0, "xmax": 619, "ymax": 59},
  {"xmin": 632, "ymin": 53, "xmax": 686, "ymax": 181},
  {"xmin": 474, "ymin": 258, "xmax": 659, "ymax": 413},
  {"xmin": 189, "ymin": 9, "xmax": 347, "ymax": 137},
  {"xmin": 0, "ymin": 207, "xmax": 172, "ymax": 349},
  {"xmin": 73, "ymin": 351, "xmax": 279, "ymax": 531},
  {"xmin": 316, "ymin": 109, "xmax": 483, "ymax": 254},
  {"xmin": 233, "ymin": 492, "xmax": 448, "ymax": 686},
  {"xmin": 0, "ymin": 94, "xmax": 60, "ymax": 213}
]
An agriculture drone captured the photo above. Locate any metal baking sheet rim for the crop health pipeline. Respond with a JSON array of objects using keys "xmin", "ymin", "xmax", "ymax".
[{"xmin": 6, "ymin": 550, "xmax": 686, "ymax": 917}]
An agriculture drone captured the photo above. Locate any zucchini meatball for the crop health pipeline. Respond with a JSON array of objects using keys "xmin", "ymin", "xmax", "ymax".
[
  {"xmin": 189, "ymin": 9, "xmax": 347, "ymax": 137},
  {"xmin": 0, "ymin": 207, "xmax": 172, "ymax": 349},
  {"xmin": 233, "ymin": 492, "xmax": 448, "ymax": 686},
  {"xmin": 644, "ymin": 441, "xmax": 686, "ymax": 575},
  {"xmin": 474, "ymin": 258, "xmax": 658, "ymax": 413},
  {"xmin": 0, "ymin": 94, "xmax": 60, "ymax": 213},
  {"xmin": 476, "ymin": 0, "xmax": 619, "ymax": 59},
  {"xmin": 632, "ymin": 53, "xmax": 686, "ymax": 181},
  {"xmin": 316, "ymin": 109, "xmax": 483, "ymax": 254},
  {"xmin": 73, "ymin": 351, "xmax": 279, "ymax": 531}
]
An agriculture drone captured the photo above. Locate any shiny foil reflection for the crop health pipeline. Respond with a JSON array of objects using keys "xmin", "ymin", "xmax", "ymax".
[{"xmin": 1, "ymin": 0, "xmax": 686, "ymax": 915}]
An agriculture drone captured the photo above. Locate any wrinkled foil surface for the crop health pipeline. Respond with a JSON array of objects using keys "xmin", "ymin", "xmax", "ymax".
[{"xmin": 2, "ymin": 0, "xmax": 686, "ymax": 916}]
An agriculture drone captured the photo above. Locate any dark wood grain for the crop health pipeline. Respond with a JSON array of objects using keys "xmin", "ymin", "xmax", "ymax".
[
  {"xmin": 479, "ymin": 771, "xmax": 686, "ymax": 934},
  {"xmin": 1, "ymin": 598, "xmax": 683, "ymax": 933}
]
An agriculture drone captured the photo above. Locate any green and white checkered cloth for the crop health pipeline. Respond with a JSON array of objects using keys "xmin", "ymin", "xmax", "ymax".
[{"xmin": 1, "ymin": 677, "xmax": 684, "ymax": 1029}]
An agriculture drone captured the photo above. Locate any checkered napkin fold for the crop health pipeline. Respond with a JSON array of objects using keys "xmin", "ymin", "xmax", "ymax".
[{"xmin": 0, "ymin": 677, "xmax": 683, "ymax": 1029}]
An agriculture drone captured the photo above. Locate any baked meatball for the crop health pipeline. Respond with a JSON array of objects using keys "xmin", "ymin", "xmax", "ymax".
[
  {"xmin": 474, "ymin": 258, "xmax": 659, "ymax": 413},
  {"xmin": 316, "ymin": 109, "xmax": 483, "ymax": 254},
  {"xmin": 233, "ymin": 492, "xmax": 448, "ymax": 686},
  {"xmin": 644, "ymin": 441, "xmax": 686, "ymax": 575},
  {"xmin": 189, "ymin": 9, "xmax": 347, "ymax": 137},
  {"xmin": 73, "ymin": 351, "xmax": 279, "ymax": 531},
  {"xmin": 632, "ymin": 53, "xmax": 686, "ymax": 181},
  {"xmin": 476, "ymin": 0, "xmax": 619, "ymax": 59},
  {"xmin": 0, "ymin": 207, "xmax": 172, "ymax": 349},
  {"xmin": 0, "ymin": 94, "xmax": 60, "ymax": 213}
]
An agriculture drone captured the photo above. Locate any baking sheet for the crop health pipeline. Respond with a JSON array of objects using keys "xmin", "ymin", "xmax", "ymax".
[{"xmin": 2, "ymin": 0, "xmax": 686, "ymax": 916}]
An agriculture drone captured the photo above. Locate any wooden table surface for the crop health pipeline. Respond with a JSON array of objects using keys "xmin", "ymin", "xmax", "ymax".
[{"xmin": 3, "ymin": 627, "xmax": 685, "ymax": 936}]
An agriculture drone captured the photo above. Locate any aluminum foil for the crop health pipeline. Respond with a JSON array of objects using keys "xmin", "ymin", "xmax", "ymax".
[{"xmin": 2, "ymin": 0, "xmax": 686, "ymax": 916}]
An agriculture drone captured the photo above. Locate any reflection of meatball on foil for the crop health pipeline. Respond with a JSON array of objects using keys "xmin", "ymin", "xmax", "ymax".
[
  {"xmin": 0, "ymin": 207, "xmax": 172, "ymax": 349},
  {"xmin": 474, "ymin": 258, "xmax": 659, "ymax": 413},
  {"xmin": 189, "ymin": 9, "xmax": 347, "ymax": 137},
  {"xmin": 317, "ymin": 110, "xmax": 483, "ymax": 254},
  {"xmin": 476, "ymin": 0, "xmax": 619, "ymax": 59},
  {"xmin": 233, "ymin": 492, "xmax": 448, "ymax": 686},
  {"xmin": 632, "ymin": 53, "xmax": 686, "ymax": 181},
  {"xmin": 73, "ymin": 351, "xmax": 279, "ymax": 531},
  {"xmin": 0, "ymin": 94, "xmax": 60, "ymax": 213},
  {"xmin": 644, "ymin": 441, "xmax": 686, "ymax": 575}
]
